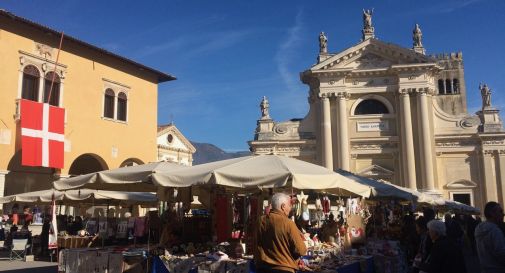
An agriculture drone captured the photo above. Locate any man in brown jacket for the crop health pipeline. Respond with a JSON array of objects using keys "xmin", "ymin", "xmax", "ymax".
[{"xmin": 255, "ymin": 193, "xmax": 307, "ymax": 273}]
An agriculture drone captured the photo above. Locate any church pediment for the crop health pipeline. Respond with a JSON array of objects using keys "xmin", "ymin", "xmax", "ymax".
[
  {"xmin": 157, "ymin": 124, "xmax": 196, "ymax": 153},
  {"xmin": 345, "ymin": 53, "xmax": 393, "ymax": 70},
  {"xmin": 310, "ymin": 38, "xmax": 436, "ymax": 72}
]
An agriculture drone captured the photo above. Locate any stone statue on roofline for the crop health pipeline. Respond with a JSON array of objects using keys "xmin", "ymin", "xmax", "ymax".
[
  {"xmin": 413, "ymin": 23, "xmax": 423, "ymax": 47},
  {"xmin": 260, "ymin": 96, "xmax": 270, "ymax": 119},
  {"xmin": 319, "ymin": 32, "xmax": 328, "ymax": 54},
  {"xmin": 363, "ymin": 9, "xmax": 374, "ymax": 30},
  {"xmin": 480, "ymin": 83, "xmax": 492, "ymax": 109}
]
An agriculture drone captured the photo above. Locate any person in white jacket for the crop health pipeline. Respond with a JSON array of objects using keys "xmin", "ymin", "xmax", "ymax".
[{"xmin": 475, "ymin": 201, "xmax": 505, "ymax": 273}]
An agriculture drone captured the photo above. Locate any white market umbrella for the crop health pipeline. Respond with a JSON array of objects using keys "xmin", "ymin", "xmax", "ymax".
[
  {"xmin": 151, "ymin": 155, "xmax": 372, "ymax": 197},
  {"xmin": 53, "ymin": 161, "xmax": 188, "ymax": 191},
  {"xmin": 335, "ymin": 170, "xmax": 415, "ymax": 201},
  {"xmin": 0, "ymin": 189, "xmax": 157, "ymax": 205}
]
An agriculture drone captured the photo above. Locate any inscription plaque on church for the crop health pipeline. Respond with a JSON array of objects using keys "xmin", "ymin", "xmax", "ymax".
[{"xmin": 357, "ymin": 121, "xmax": 389, "ymax": 132}]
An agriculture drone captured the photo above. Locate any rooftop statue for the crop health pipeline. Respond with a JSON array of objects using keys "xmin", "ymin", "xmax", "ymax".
[
  {"xmin": 319, "ymin": 32, "xmax": 328, "ymax": 54},
  {"xmin": 363, "ymin": 9, "xmax": 374, "ymax": 30},
  {"xmin": 480, "ymin": 83, "xmax": 492, "ymax": 109},
  {"xmin": 260, "ymin": 96, "xmax": 270, "ymax": 119},
  {"xmin": 413, "ymin": 23, "xmax": 423, "ymax": 47}
]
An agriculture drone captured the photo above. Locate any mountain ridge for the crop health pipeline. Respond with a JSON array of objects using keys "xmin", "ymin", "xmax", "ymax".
[{"xmin": 190, "ymin": 141, "xmax": 251, "ymax": 165}]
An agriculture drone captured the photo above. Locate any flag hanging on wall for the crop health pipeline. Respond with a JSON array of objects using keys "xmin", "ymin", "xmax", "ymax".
[{"xmin": 20, "ymin": 99, "xmax": 65, "ymax": 168}]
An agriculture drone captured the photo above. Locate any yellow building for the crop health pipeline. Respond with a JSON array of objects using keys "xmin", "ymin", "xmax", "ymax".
[{"xmin": 0, "ymin": 10, "xmax": 175, "ymax": 198}]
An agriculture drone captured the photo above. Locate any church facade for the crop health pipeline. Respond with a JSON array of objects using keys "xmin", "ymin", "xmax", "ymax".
[{"xmin": 249, "ymin": 11, "xmax": 505, "ymax": 211}]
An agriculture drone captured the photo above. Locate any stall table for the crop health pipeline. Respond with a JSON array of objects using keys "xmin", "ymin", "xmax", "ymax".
[{"xmin": 57, "ymin": 236, "xmax": 93, "ymax": 249}]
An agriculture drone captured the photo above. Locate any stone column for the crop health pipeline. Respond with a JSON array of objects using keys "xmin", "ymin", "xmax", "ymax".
[
  {"xmin": 482, "ymin": 150, "xmax": 499, "ymax": 202},
  {"xmin": 399, "ymin": 89, "xmax": 417, "ymax": 189},
  {"xmin": 417, "ymin": 88, "xmax": 436, "ymax": 191},
  {"xmin": 320, "ymin": 95, "xmax": 333, "ymax": 169},
  {"xmin": 337, "ymin": 92, "xmax": 350, "ymax": 171},
  {"xmin": 497, "ymin": 150, "xmax": 505, "ymax": 204}
]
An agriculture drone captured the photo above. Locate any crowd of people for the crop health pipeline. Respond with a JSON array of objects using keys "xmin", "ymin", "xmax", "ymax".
[{"xmin": 254, "ymin": 193, "xmax": 505, "ymax": 273}]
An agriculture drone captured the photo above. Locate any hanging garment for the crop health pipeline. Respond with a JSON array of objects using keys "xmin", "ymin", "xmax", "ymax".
[
  {"xmin": 315, "ymin": 198, "xmax": 322, "ymax": 211},
  {"xmin": 301, "ymin": 198, "xmax": 309, "ymax": 221},
  {"xmin": 293, "ymin": 197, "xmax": 301, "ymax": 218},
  {"xmin": 215, "ymin": 195, "xmax": 229, "ymax": 243},
  {"xmin": 116, "ymin": 220, "xmax": 128, "ymax": 239},
  {"xmin": 134, "ymin": 217, "xmax": 146, "ymax": 237},
  {"xmin": 322, "ymin": 196, "xmax": 330, "ymax": 214}
]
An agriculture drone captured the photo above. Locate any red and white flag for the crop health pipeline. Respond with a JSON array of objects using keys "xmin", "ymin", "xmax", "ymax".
[{"xmin": 20, "ymin": 99, "xmax": 65, "ymax": 169}]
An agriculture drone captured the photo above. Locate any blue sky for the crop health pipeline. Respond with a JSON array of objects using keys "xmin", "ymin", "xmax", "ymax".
[{"xmin": 3, "ymin": 0, "xmax": 505, "ymax": 151}]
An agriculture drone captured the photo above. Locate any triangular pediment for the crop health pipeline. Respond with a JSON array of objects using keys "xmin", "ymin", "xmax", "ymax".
[
  {"xmin": 357, "ymin": 164, "xmax": 394, "ymax": 177},
  {"xmin": 157, "ymin": 124, "xmax": 196, "ymax": 153},
  {"xmin": 311, "ymin": 38, "xmax": 436, "ymax": 72}
]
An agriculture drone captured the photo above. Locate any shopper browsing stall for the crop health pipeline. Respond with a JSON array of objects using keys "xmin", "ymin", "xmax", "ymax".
[{"xmin": 255, "ymin": 193, "xmax": 307, "ymax": 273}]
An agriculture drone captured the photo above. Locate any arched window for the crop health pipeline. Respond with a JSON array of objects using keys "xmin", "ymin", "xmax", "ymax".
[
  {"xmin": 354, "ymin": 99, "xmax": 389, "ymax": 115},
  {"xmin": 438, "ymin": 79, "xmax": 445, "ymax": 94},
  {"xmin": 117, "ymin": 92, "xmax": 127, "ymax": 121},
  {"xmin": 43, "ymin": 72, "xmax": 60, "ymax": 106},
  {"xmin": 453, "ymin": 79, "xmax": 459, "ymax": 94},
  {"xmin": 103, "ymin": 89, "xmax": 115, "ymax": 119},
  {"xmin": 445, "ymin": 79, "xmax": 452, "ymax": 94},
  {"xmin": 21, "ymin": 65, "xmax": 40, "ymax": 101}
]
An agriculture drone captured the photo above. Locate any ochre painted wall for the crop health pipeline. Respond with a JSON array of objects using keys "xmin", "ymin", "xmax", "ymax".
[{"xmin": 0, "ymin": 19, "xmax": 164, "ymax": 193}]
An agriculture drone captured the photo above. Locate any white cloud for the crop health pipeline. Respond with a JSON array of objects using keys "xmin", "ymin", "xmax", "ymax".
[
  {"xmin": 275, "ymin": 10, "xmax": 304, "ymax": 94},
  {"xmin": 271, "ymin": 9, "xmax": 309, "ymax": 118}
]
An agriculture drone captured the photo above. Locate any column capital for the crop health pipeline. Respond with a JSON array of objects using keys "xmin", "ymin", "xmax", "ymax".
[
  {"xmin": 335, "ymin": 91, "xmax": 350, "ymax": 99},
  {"xmin": 413, "ymin": 87, "xmax": 436, "ymax": 95},
  {"xmin": 318, "ymin": 92, "xmax": 333, "ymax": 99},
  {"xmin": 398, "ymin": 88, "xmax": 413, "ymax": 96}
]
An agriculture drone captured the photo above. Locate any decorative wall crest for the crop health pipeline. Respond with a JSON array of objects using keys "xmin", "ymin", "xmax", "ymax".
[{"xmin": 35, "ymin": 43, "xmax": 53, "ymax": 59}]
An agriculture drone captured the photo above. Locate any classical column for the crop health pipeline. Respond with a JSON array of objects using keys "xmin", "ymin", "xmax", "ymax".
[
  {"xmin": 337, "ymin": 93, "xmax": 350, "ymax": 171},
  {"xmin": 482, "ymin": 150, "xmax": 499, "ymax": 202},
  {"xmin": 399, "ymin": 89, "xmax": 417, "ymax": 189},
  {"xmin": 417, "ymin": 88, "xmax": 436, "ymax": 191},
  {"xmin": 320, "ymin": 95, "xmax": 333, "ymax": 169},
  {"xmin": 497, "ymin": 150, "xmax": 505, "ymax": 204}
]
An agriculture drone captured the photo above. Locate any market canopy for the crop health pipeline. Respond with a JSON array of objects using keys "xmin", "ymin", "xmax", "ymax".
[
  {"xmin": 151, "ymin": 155, "xmax": 373, "ymax": 197},
  {"xmin": 0, "ymin": 189, "xmax": 158, "ymax": 205},
  {"xmin": 335, "ymin": 170, "xmax": 415, "ymax": 201},
  {"xmin": 53, "ymin": 161, "xmax": 187, "ymax": 192}
]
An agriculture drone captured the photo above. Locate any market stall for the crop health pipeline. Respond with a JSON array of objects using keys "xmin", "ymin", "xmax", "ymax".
[
  {"xmin": 53, "ymin": 161, "xmax": 188, "ymax": 192},
  {"xmin": 51, "ymin": 155, "xmax": 481, "ymax": 273}
]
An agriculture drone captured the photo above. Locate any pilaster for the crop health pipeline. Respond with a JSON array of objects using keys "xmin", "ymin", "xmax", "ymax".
[
  {"xmin": 481, "ymin": 150, "xmax": 499, "ymax": 202},
  {"xmin": 337, "ymin": 92, "xmax": 350, "ymax": 171},
  {"xmin": 497, "ymin": 150, "xmax": 505, "ymax": 204}
]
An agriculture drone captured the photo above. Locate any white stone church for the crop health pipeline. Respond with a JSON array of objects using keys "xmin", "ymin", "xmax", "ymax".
[{"xmin": 249, "ymin": 11, "xmax": 505, "ymax": 211}]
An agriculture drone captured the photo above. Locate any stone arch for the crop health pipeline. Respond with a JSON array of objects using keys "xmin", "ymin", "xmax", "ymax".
[
  {"xmin": 444, "ymin": 179, "xmax": 477, "ymax": 189},
  {"xmin": 5, "ymin": 150, "xmax": 54, "ymax": 196},
  {"xmin": 350, "ymin": 94, "xmax": 394, "ymax": 116},
  {"xmin": 68, "ymin": 153, "xmax": 108, "ymax": 176},
  {"xmin": 119, "ymin": 158, "xmax": 144, "ymax": 168}
]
